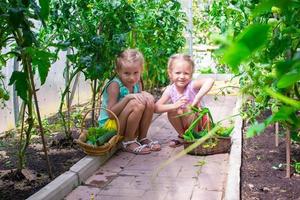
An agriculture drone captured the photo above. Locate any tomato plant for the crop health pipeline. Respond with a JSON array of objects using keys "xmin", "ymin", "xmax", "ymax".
[
  {"xmin": 204, "ymin": 0, "xmax": 299, "ymax": 177},
  {"xmin": 1, "ymin": 0, "xmax": 54, "ymax": 178}
]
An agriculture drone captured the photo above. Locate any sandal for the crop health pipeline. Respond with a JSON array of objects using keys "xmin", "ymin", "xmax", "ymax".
[
  {"xmin": 139, "ymin": 138, "xmax": 161, "ymax": 151},
  {"xmin": 122, "ymin": 139, "xmax": 151, "ymax": 155},
  {"xmin": 169, "ymin": 136, "xmax": 184, "ymax": 148}
]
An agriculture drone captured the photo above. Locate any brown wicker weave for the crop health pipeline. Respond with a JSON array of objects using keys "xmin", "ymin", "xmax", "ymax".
[
  {"xmin": 183, "ymin": 113, "xmax": 232, "ymax": 156},
  {"xmin": 183, "ymin": 136, "xmax": 232, "ymax": 156},
  {"xmin": 74, "ymin": 107, "xmax": 123, "ymax": 156}
]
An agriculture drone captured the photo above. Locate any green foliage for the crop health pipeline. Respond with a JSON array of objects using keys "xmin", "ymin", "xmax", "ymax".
[
  {"xmin": 222, "ymin": 24, "xmax": 270, "ymax": 72},
  {"xmin": 86, "ymin": 126, "xmax": 116, "ymax": 146},
  {"xmin": 197, "ymin": 67, "xmax": 213, "ymax": 74},
  {"xmin": 183, "ymin": 107, "xmax": 234, "ymax": 141},
  {"xmin": 1, "ymin": 0, "xmax": 54, "ymax": 174},
  {"xmin": 294, "ymin": 162, "xmax": 300, "ymax": 174},
  {"xmin": 9, "ymin": 71, "xmax": 28, "ymax": 102},
  {"xmin": 47, "ymin": 0, "xmax": 186, "ymax": 90},
  {"xmin": 204, "ymin": 0, "xmax": 300, "ymax": 140},
  {"xmin": 131, "ymin": 0, "xmax": 187, "ymax": 89},
  {"xmin": 48, "ymin": 0, "xmax": 133, "ymax": 82}
]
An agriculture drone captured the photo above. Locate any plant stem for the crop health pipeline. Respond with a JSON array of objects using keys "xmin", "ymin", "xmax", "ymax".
[
  {"xmin": 28, "ymin": 59, "xmax": 53, "ymax": 179},
  {"xmin": 91, "ymin": 79, "xmax": 97, "ymax": 127},
  {"xmin": 58, "ymin": 68, "xmax": 82, "ymax": 139},
  {"xmin": 286, "ymin": 128, "xmax": 291, "ymax": 178}
]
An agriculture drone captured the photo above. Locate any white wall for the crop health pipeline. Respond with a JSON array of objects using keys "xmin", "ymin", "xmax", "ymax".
[{"xmin": 0, "ymin": 51, "xmax": 92, "ymax": 133}]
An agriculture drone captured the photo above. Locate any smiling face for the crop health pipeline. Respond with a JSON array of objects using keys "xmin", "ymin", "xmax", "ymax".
[
  {"xmin": 117, "ymin": 62, "xmax": 142, "ymax": 89},
  {"xmin": 168, "ymin": 60, "xmax": 193, "ymax": 91}
]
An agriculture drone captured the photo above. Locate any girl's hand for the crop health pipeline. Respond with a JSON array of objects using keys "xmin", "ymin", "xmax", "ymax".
[
  {"xmin": 141, "ymin": 91, "xmax": 155, "ymax": 104},
  {"xmin": 174, "ymin": 96, "xmax": 188, "ymax": 109},
  {"xmin": 191, "ymin": 99, "xmax": 199, "ymax": 107},
  {"xmin": 126, "ymin": 93, "xmax": 146, "ymax": 104}
]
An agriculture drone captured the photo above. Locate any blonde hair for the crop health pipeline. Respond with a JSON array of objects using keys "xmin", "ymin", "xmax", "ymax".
[
  {"xmin": 116, "ymin": 49, "xmax": 144, "ymax": 71},
  {"xmin": 167, "ymin": 53, "xmax": 195, "ymax": 72}
]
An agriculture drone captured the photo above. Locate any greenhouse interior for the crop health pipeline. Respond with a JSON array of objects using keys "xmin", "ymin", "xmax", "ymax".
[{"xmin": 0, "ymin": 0, "xmax": 299, "ymax": 199}]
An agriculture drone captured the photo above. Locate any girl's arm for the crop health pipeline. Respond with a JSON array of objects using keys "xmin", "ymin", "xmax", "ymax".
[
  {"xmin": 191, "ymin": 78, "xmax": 214, "ymax": 106},
  {"xmin": 155, "ymin": 89, "xmax": 187, "ymax": 113},
  {"xmin": 106, "ymin": 82, "xmax": 134, "ymax": 117}
]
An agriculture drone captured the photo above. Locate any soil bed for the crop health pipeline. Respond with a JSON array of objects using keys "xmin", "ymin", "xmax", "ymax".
[
  {"xmin": 0, "ymin": 131, "xmax": 85, "ymax": 200},
  {"xmin": 242, "ymin": 121, "xmax": 300, "ymax": 199}
]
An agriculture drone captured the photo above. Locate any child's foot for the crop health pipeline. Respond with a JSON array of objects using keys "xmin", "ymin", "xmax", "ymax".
[
  {"xmin": 168, "ymin": 136, "xmax": 184, "ymax": 148},
  {"xmin": 122, "ymin": 140, "xmax": 151, "ymax": 155},
  {"xmin": 139, "ymin": 138, "xmax": 161, "ymax": 151}
]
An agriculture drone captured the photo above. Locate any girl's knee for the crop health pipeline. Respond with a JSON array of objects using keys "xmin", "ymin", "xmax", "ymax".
[
  {"xmin": 146, "ymin": 101, "xmax": 155, "ymax": 111},
  {"xmin": 135, "ymin": 102, "xmax": 145, "ymax": 111},
  {"xmin": 128, "ymin": 99, "xmax": 145, "ymax": 112},
  {"xmin": 167, "ymin": 110, "xmax": 177, "ymax": 118}
]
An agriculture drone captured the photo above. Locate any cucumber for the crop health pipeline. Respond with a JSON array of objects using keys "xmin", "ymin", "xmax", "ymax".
[{"xmin": 96, "ymin": 131, "xmax": 117, "ymax": 146}]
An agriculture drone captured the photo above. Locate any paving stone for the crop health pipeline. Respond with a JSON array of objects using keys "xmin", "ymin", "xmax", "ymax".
[
  {"xmin": 60, "ymin": 93, "xmax": 241, "ymax": 200},
  {"xmin": 96, "ymin": 195, "xmax": 141, "ymax": 200},
  {"xmin": 195, "ymin": 173, "xmax": 226, "ymax": 191},
  {"xmin": 200, "ymin": 159, "xmax": 228, "ymax": 175},
  {"xmin": 99, "ymin": 188, "xmax": 146, "ymax": 197},
  {"xmin": 107, "ymin": 175, "xmax": 136, "ymax": 187},
  {"xmin": 153, "ymin": 176, "xmax": 197, "ymax": 188},
  {"xmin": 65, "ymin": 186, "xmax": 102, "ymax": 200},
  {"xmin": 205, "ymin": 153, "xmax": 229, "ymax": 163},
  {"xmin": 99, "ymin": 151, "xmax": 135, "ymax": 172},
  {"xmin": 164, "ymin": 190, "xmax": 193, "ymax": 200},
  {"xmin": 143, "ymin": 190, "xmax": 168, "ymax": 200},
  {"xmin": 84, "ymin": 171, "xmax": 118, "ymax": 187},
  {"xmin": 191, "ymin": 189, "xmax": 223, "ymax": 200},
  {"xmin": 153, "ymin": 165, "xmax": 183, "ymax": 177}
]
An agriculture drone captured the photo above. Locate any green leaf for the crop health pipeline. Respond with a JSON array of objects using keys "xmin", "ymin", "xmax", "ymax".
[
  {"xmin": 291, "ymin": 131, "xmax": 300, "ymax": 142},
  {"xmin": 277, "ymin": 69, "xmax": 300, "ymax": 88},
  {"xmin": 252, "ymin": 0, "xmax": 275, "ymax": 16},
  {"xmin": 8, "ymin": 8, "xmax": 25, "ymax": 28},
  {"xmin": 39, "ymin": 0, "xmax": 50, "ymax": 20},
  {"xmin": 268, "ymin": 106, "xmax": 296, "ymax": 124},
  {"xmin": 236, "ymin": 24, "xmax": 270, "ymax": 52},
  {"xmin": 27, "ymin": 48, "xmax": 53, "ymax": 85},
  {"xmin": 9, "ymin": 71, "xmax": 28, "ymax": 102},
  {"xmin": 275, "ymin": 60, "xmax": 297, "ymax": 78},
  {"xmin": 277, "ymin": 62, "xmax": 300, "ymax": 88},
  {"xmin": 246, "ymin": 122, "xmax": 266, "ymax": 138},
  {"xmin": 264, "ymin": 87, "xmax": 300, "ymax": 109},
  {"xmin": 223, "ymin": 43, "xmax": 250, "ymax": 73},
  {"xmin": 223, "ymin": 24, "xmax": 270, "ymax": 72}
]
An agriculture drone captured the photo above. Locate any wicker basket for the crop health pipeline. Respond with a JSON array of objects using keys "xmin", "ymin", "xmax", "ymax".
[
  {"xmin": 74, "ymin": 107, "xmax": 123, "ymax": 156},
  {"xmin": 183, "ymin": 136, "xmax": 232, "ymax": 156}
]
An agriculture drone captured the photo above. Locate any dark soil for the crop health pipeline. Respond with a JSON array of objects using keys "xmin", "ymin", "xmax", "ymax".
[
  {"xmin": 0, "ymin": 131, "xmax": 85, "ymax": 200},
  {"xmin": 241, "ymin": 123, "xmax": 300, "ymax": 200}
]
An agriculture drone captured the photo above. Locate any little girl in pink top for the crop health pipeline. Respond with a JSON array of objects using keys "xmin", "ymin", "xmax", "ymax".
[{"xmin": 155, "ymin": 54, "xmax": 214, "ymax": 147}]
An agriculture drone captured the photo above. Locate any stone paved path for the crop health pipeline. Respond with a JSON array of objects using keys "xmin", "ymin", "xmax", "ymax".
[{"xmin": 65, "ymin": 96, "xmax": 237, "ymax": 200}]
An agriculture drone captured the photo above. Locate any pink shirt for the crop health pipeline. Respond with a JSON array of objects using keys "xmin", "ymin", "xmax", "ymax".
[{"xmin": 166, "ymin": 81, "xmax": 200, "ymax": 107}]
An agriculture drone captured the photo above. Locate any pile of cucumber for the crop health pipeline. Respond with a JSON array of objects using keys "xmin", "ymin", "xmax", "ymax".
[{"xmin": 86, "ymin": 127, "xmax": 117, "ymax": 146}]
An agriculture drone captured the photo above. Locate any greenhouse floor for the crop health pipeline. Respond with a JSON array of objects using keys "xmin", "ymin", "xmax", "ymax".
[{"xmin": 28, "ymin": 95, "xmax": 242, "ymax": 200}]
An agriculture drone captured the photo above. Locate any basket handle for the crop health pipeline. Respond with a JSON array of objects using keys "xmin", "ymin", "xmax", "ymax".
[{"xmin": 80, "ymin": 107, "xmax": 120, "ymax": 135}]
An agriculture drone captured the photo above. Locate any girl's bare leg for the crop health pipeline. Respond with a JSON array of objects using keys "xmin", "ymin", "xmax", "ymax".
[
  {"xmin": 167, "ymin": 110, "xmax": 185, "ymax": 136},
  {"xmin": 118, "ymin": 99, "xmax": 143, "ymax": 140},
  {"xmin": 138, "ymin": 100, "xmax": 154, "ymax": 139},
  {"xmin": 118, "ymin": 100, "xmax": 150, "ymax": 153},
  {"xmin": 138, "ymin": 99, "xmax": 161, "ymax": 151},
  {"xmin": 181, "ymin": 114, "xmax": 197, "ymax": 132}
]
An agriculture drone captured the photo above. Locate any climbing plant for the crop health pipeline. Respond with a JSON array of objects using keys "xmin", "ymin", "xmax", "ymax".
[
  {"xmin": 204, "ymin": 0, "xmax": 300, "ymax": 177},
  {"xmin": 132, "ymin": 0, "xmax": 186, "ymax": 89},
  {"xmin": 47, "ymin": 0, "xmax": 186, "ymax": 136},
  {"xmin": 1, "ymin": 0, "xmax": 54, "ymax": 178}
]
